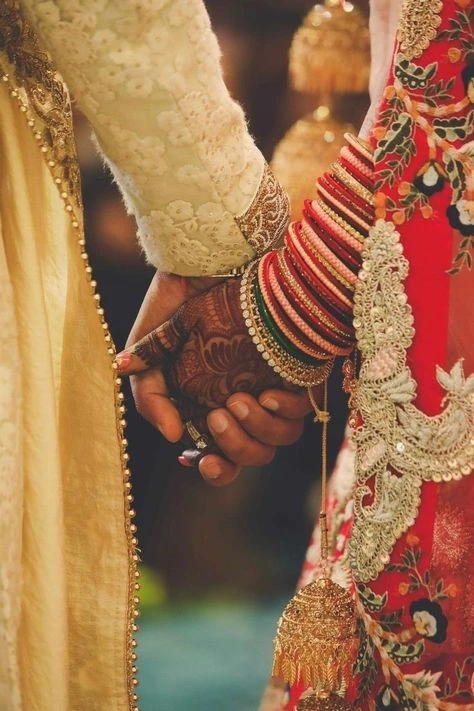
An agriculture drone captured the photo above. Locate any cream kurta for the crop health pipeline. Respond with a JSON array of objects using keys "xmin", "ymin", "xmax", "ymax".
[{"xmin": 0, "ymin": 0, "xmax": 290, "ymax": 707}]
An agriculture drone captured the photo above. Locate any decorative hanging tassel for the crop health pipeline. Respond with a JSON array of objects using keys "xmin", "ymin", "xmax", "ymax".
[
  {"xmin": 271, "ymin": 105, "xmax": 356, "ymax": 221},
  {"xmin": 271, "ymin": 383, "xmax": 358, "ymax": 711},
  {"xmin": 271, "ymin": 0, "xmax": 370, "ymax": 220},
  {"xmin": 272, "ymin": 568, "xmax": 357, "ymax": 710},
  {"xmin": 289, "ymin": 0, "xmax": 370, "ymax": 96}
]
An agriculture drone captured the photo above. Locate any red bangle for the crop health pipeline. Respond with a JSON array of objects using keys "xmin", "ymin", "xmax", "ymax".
[
  {"xmin": 279, "ymin": 248, "xmax": 353, "ymax": 338},
  {"xmin": 268, "ymin": 257, "xmax": 346, "ymax": 355},
  {"xmin": 285, "ymin": 230, "xmax": 353, "ymax": 325},
  {"xmin": 289, "ymin": 224, "xmax": 353, "ymax": 307},
  {"xmin": 304, "ymin": 215, "xmax": 360, "ymax": 273},
  {"xmin": 344, "ymin": 132, "xmax": 373, "ymax": 167},
  {"xmin": 259, "ymin": 253, "xmax": 331, "ymax": 359},
  {"xmin": 303, "ymin": 204, "xmax": 361, "ymax": 268},
  {"xmin": 268, "ymin": 262, "xmax": 345, "ymax": 356},
  {"xmin": 307, "ymin": 200, "xmax": 366, "ymax": 254},
  {"xmin": 274, "ymin": 254, "xmax": 351, "ymax": 349},
  {"xmin": 300, "ymin": 217, "xmax": 358, "ymax": 284},
  {"xmin": 316, "ymin": 182, "xmax": 372, "ymax": 233},
  {"xmin": 339, "ymin": 153, "xmax": 372, "ymax": 190},
  {"xmin": 340, "ymin": 145, "xmax": 375, "ymax": 182},
  {"xmin": 319, "ymin": 172, "xmax": 373, "ymax": 222}
]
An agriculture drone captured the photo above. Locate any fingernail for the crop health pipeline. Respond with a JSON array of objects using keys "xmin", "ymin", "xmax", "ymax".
[
  {"xmin": 116, "ymin": 352, "xmax": 131, "ymax": 370},
  {"xmin": 209, "ymin": 411, "xmax": 229, "ymax": 434},
  {"xmin": 202, "ymin": 461, "xmax": 221, "ymax": 480},
  {"xmin": 261, "ymin": 397, "xmax": 279, "ymax": 412},
  {"xmin": 178, "ymin": 455, "xmax": 193, "ymax": 468},
  {"xmin": 229, "ymin": 401, "xmax": 249, "ymax": 420}
]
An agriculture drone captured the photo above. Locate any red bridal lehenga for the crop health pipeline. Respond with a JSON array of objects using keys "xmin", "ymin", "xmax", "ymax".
[{"xmin": 270, "ymin": 1, "xmax": 474, "ymax": 708}]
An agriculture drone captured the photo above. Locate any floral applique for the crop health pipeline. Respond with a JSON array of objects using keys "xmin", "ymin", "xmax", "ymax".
[
  {"xmin": 373, "ymin": 5, "xmax": 474, "ymax": 275},
  {"xmin": 354, "ymin": 536, "xmax": 474, "ymax": 710}
]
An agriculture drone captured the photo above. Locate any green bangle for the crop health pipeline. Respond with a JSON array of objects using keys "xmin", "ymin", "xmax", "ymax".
[{"xmin": 253, "ymin": 277, "xmax": 321, "ymax": 366}]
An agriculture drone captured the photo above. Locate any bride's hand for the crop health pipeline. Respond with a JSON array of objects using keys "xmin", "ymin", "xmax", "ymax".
[
  {"xmin": 118, "ymin": 276, "xmax": 313, "ymax": 485},
  {"xmin": 119, "ymin": 270, "xmax": 223, "ymax": 442}
]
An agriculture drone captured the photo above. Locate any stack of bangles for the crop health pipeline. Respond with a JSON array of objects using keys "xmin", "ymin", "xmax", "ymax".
[{"xmin": 240, "ymin": 133, "xmax": 374, "ymax": 387}]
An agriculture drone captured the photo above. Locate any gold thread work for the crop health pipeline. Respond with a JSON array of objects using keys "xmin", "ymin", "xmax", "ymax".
[
  {"xmin": 397, "ymin": 0, "xmax": 443, "ymax": 60},
  {"xmin": 350, "ymin": 219, "xmax": 474, "ymax": 582},
  {"xmin": 235, "ymin": 163, "xmax": 291, "ymax": 255}
]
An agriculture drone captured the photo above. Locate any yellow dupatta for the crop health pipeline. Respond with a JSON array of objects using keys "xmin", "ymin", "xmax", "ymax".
[{"xmin": 0, "ymin": 4, "xmax": 138, "ymax": 709}]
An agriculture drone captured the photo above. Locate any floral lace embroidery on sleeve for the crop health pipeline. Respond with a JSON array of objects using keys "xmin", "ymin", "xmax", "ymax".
[{"xmin": 24, "ymin": 0, "xmax": 289, "ymax": 274}]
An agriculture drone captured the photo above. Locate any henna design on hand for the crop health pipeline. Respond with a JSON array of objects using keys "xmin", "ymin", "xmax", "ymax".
[
  {"xmin": 142, "ymin": 277, "xmax": 284, "ymax": 437},
  {"xmin": 131, "ymin": 312, "xmax": 185, "ymax": 368}
]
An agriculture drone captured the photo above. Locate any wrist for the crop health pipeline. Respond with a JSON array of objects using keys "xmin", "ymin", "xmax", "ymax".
[{"xmin": 239, "ymin": 133, "xmax": 375, "ymax": 387}]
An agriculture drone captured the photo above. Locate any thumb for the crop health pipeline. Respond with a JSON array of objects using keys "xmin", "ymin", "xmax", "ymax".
[{"xmin": 116, "ymin": 314, "xmax": 184, "ymax": 376}]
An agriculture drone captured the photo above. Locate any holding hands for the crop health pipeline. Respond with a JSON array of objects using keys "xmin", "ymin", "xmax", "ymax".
[{"xmin": 116, "ymin": 272, "xmax": 312, "ymax": 486}]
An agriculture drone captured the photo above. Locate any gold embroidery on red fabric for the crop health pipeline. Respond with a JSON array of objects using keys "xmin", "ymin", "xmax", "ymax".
[
  {"xmin": 350, "ymin": 219, "xmax": 474, "ymax": 583},
  {"xmin": 397, "ymin": 0, "xmax": 443, "ymax": 60}
]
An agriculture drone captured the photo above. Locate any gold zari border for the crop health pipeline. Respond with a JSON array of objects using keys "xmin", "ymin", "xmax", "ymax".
[
  {"xmin": 350, "ymin": 219, "xmax": 474, "ymax": 582},
  {"xmin": 0, "ymin": 2, "xmax": 140, "ymax": 708},
  {"xmin": 235, "ymin": 163, "xmax": 291, "ymax": 256}
]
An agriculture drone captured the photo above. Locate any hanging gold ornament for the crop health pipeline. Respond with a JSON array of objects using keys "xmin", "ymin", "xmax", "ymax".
[
  {"xmin": 272, "ymin": 553, "xmax": 357, "ymax": 710},
  {"xmin": 271, "ymin": 0, "xmax": 369, "ymax": 218},
  {"xmin": 271, "ymin": 105, "xmax": 355, "ymax": 220},
  {"xmin": 271, "ymin": 386, "xmax": 358, "ymax": 711},
  {"xmin": 297, "ymin": 691, "xmax": 353, "ymax": 710},
  {"xmin": 289, "ymin": 1, "xmax": 370, "ymax": 95}
]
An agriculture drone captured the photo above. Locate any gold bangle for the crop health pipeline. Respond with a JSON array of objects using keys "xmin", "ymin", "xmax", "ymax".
[
  {"xmin": 315, "ymin": 197, "xmax": 366, "ymax": 244},
  {"xmin": 331, "ymin": 161, "xmax": 374, "ymax": 206},
  {"xmin": 240, "ymin": 261, "xmax": 335, "ymax": 387}
]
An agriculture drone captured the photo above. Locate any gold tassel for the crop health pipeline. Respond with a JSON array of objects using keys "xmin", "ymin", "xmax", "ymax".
[
  {"xmin": 271, "ymin": 384, "xmax": 358, "ymax": 711},
  {"xmin": 270, "ymin": 1, "xmax": 369, "ymax": 220},
  {"xmin": 289, "ymin": 1, "xmax": 370, "ymax": 96},
  {"xmin": 271, "ymin": 105, "xmax": 356, "ymax": 221},
  {"xmin": 297, "ymin": 693, "xmax": 354, "ymax": 710}
]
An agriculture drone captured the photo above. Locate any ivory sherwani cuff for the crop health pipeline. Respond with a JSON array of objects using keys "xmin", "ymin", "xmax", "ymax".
[{"xmin": 22, "ymin": 0, "xmax": 290, "ymax": 275}]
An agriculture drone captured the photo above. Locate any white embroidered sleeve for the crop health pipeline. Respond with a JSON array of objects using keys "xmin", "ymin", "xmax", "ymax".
[{"xmin": 21, "ymin": 0, "xmax": 290, "ymax": 275}]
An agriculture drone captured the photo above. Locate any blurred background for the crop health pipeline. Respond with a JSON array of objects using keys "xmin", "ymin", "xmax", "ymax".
[{"xmin": 76, "ymin": 1, "xmax": 370, "ymax": 708}]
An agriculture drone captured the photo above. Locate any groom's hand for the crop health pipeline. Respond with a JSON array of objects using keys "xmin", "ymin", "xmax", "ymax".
[{"xmin": 180, "ymin": 388, "xmax": 313, "ymax": 486}]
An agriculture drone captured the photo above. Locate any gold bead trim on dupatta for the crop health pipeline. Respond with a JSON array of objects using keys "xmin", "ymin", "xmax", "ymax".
[
  {"xmin": 349, "ymin": 219, "xmax": 474, "ymax": 583},
  {"xmin": 397, "ymin": 0, "xmax": 443, "ymax": 60},
  {"xmin": 0, "ymin": 2, "xmax": 140, "ymax": 707},
  {"xmin": 235, "ymin": 163, "xmax": 291, "ymax": 255}
]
